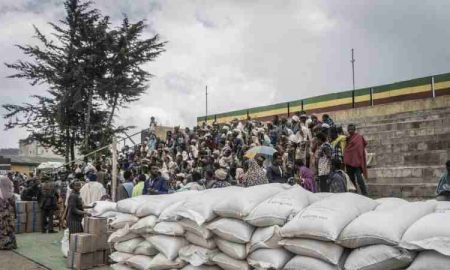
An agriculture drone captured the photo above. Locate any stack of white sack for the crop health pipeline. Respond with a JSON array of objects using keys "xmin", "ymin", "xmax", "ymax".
[{"xmin": 101, "ymin": 183, "xmax": 450, "ymax": 270}]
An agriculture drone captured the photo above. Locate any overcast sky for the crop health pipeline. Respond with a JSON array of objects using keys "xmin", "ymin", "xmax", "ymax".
[{"xmin": 1, "ymin": 0, "xmax": 450, "ymax": 149}]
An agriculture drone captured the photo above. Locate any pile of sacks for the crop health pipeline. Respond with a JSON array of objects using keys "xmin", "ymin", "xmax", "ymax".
[{"xmin": 90, "ymin": 183, "xmax": 450, "ymax": 270}]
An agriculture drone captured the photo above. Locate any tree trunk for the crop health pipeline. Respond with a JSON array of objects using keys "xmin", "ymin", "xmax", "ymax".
[
  {"xmin": 107, "ymin": 93, "xmax": 119, "ymax": 128},
  {"xmin": 85, "ymin": 88, "xmax": 94, "ymax": 152},
  {"xmin": 70, "ymin": 128, "xmax": 76, "ymax": 162},
  {"xmin": 65, "ymin": 127, "xmax": 70, "ymax": 164}
]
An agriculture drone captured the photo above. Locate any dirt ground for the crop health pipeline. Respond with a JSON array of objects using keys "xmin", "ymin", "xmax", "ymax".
[{"xmin": 0, "ymin": 250, "xmax": 47, "ymax": 270}]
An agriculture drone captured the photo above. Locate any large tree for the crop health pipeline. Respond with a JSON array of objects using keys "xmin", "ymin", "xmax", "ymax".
[{"xmin": 3, "ymin": 0, "xmax": 165, "ymax": 163}]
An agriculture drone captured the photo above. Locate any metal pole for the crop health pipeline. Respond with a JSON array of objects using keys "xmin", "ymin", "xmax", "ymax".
[
  {"xmin": 205, "ymin": 85, "xmax": 208, "ymax": 123},
  {"xmin": 431, "ymin": 76, "xmax": 436, "ymax": 98},
  {"xmin": 111, "ymin": 137, "xmax": 118, "ymax": 202},
  {"xmin": 351, "ymin": 48, "xmax": 356, "ymax": 108},
  {"xmin": 370, "ymin": 87, "xmax": 374, "ymax": 106}
]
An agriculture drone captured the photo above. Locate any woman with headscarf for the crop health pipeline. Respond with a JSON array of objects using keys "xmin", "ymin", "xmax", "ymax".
[
  {"xmin": 242, "ymin": 159, "xmax": 269, "ymax": 187},
  {"xmin": 0, "ymin": 176, "xmax": 17, "ymax": 249}
]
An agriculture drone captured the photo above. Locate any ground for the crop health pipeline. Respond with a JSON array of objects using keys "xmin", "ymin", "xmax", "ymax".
[{"xmin": 0, "ymin": 232, "xmax": 110, "ymax": 270}]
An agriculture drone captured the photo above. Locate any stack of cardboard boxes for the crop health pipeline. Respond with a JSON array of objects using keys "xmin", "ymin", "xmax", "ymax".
[
  {"xmin": 15, "ymin": 201, "xmax": 42, "ymax": 233},
  {"xmin": 67, "ymin": 217, "xmax": 110, "ymax": 270}
]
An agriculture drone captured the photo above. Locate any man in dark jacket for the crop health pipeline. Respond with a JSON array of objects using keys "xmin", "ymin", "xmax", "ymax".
[
  {"xmin": 266, "ymin": 153, "xmax": 287, "ymax": 183},
  {"xmin": 38, "ymin": 175, "xmax": 58, "ymax": 233},
  {"xmin": 143, "ymin": 165, "xmax": 168, "ymax": 195}
]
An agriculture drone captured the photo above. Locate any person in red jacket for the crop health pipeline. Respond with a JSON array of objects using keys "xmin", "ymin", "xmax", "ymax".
[{"xmin": 344, "ymin": 124, "xmax": 368, "ymax": 196}]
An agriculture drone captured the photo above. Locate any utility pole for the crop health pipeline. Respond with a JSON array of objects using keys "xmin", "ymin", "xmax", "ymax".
[
  {"xmin": 205, "ymin": 85, "xmax": 208, "ymax": 123},
  {"xmin": 351, "ymin": 48, "xmax": 356, "ymax": 108},
  {"xmin": 111, "ymin": 137, "xmax": 117, "ymax": 202}
]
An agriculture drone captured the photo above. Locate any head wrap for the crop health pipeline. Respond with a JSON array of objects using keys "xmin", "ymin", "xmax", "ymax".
[{"xmin": 215, "ymin": 169, "xmax": 228, "ymax": 181}]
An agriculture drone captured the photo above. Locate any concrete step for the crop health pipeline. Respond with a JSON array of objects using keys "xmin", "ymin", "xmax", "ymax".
[
  {"xmin": 362, "ymin": 126, "xmax": 450, "ymax": 141},
  {"xmin": 357, "ymin": 117, "xmax": 450, "ymax": 134},
  {"xmin": 368, "ymin": 183, "xmax": 437, "ymax": 199},
  {"xmin": 372, "ymin": 149, "xmax": 450, "ymax": 167},
  {"xmin": 366, "ymin": 136, "xmax": 450, "ymax": 154},
  {"xmin": 367, "ymin": 165, "xmax": 444, "ymax": 179}
]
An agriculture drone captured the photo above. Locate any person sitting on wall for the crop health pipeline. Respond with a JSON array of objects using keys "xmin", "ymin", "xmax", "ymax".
[{"xmin": 436, "ymin": 160, "xmax": 450, "ymax": 201}]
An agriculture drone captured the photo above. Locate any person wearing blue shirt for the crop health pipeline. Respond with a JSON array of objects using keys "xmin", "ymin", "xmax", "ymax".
[{"xmin": 143, "ymin": 165, "xmax": 169, "ymax": 195}]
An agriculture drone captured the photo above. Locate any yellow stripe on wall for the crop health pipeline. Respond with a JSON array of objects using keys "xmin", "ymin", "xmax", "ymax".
[
  {"xmin": 373, "ymin": 84, "xmax": 430, "ymax": 100},
  {"xmin": 435, "ymin": 81, "xmax": 450, "ymax": 91}
]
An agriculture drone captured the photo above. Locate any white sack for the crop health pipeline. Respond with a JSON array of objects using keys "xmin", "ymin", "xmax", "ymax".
[
  {"xmin": 158, "ymin": 200, "xmax": 186, "ymax": 222},
  {"xmin": 406, "ymin": 251, "xmax": 450, "ymax": 270},
  {"xmin": 213, "ymin": 183, "xmax": 288, "ymax": 219},
  {"xmin": 148, "ymin": 253, "xmax": 186, "ymax": 270},
  {"xmin": 283, "ymin": 256, "xmax": 339, "ymax": 270},
  {"xmin": 126, "ymin": 255, "xmax": 154, "ymax": 270},
  {"xmin": 215, "ymin": 237, "xmax": 248, "ymax": 260},
  {"xmin": 434, "ymin": 201, "xmax": 450, "ymax": 213},
  {"xmin": 401, "ymin": 211, "xmax": 450, "ymax": 256},
  {"xmin": 185, "ymin": 231, "xmax": 217, "ymax": 249},
  {"xmin": 174, "ymin": 186, "xmax": 242, "ymax": 225},
  {"xmin": 212, "ymin": 253, "xmax": 251, "ymax": 270},
  {"xmin": 109, "ymin": 251, "xmax": 134, "ymax": 263},
  {"xmin": 344, "ymin": 245, "xmax": 415, "ymax": 270},
  {"xmin": 207, "ymin": 218, "xmax": 254, "ymax": 244},
  {"xmin": 61, "ymin": 229, "xmax": 69, "ymax": 258},
  {"xmin": 113, "ymin": 238, "xmax": 144, "ymax": 253},
  {"xmin": 108, "ymin": 224, "xmax": 138, "ymax": 243},
  {"xmin": 339, "ymin": 201, "xmax": 436, "ymax": 248},
  {"xmin": 111, "ymin": 263, "xmax": 134, "ymax": 270},
  {"xmin": 278, "ymin": 238, "xmax": 344, "ymax": 265},
  {"xmin": 178, "ymin": 245, "xmax": 219, "ymax": 266},
  {"xmin": 248, "ymin": 226, "xmax": 281, "ymax": 253},
  {"xmin": 130, "ymin": 215, "xmax": 158, "ymax": 234},
  {"xmin": 179, "ymin": 218, "xmax": 213, "ymax": 239},
  {"xmin": 136, "ymin": 190, "xmax": 199, "ymax": 217},
  {"xmin": 245, "ymin": 185, "xmax": 317, "ymax": 227},
  {"xmin": 247, "ymin": 248, "xmax": 293, "ymax": 270},
  {"xmin": 375, "ymin": 197, "xmax": 408, "ymax": 211},
  {"xmin": 117, "ymin": 196, "xmax": 152, "ymax": 214},
  {"xmin": 134, "ymin": 240, "xmax": 159, "ymax": 256},
  {"xmin": 153, "ymin": 221, "xmax": 185, "ymax": 236},
  {"xmin": 99, "ymin": 211, "xmax": 121, "ymax": 218},
  {"xmin": 91, "ymin": 201, "xmax": 117, "ymax": 216},
  {"xmin": 280, "ymin": 193, "xmax": 378, "ymax": 241},
  {"xmin": 110, "ymin": 213, "xmax": 139, "ymax": 229},
  {"xmin": 148, "ymin": 235, "xmax": 189, "ymax": 260},
  {"xmin": 181, "ymin": 265, "xmax": 221, "ymax": 270}
]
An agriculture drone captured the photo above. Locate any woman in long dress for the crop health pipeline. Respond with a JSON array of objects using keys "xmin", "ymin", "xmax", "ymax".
[
  {"xmin": 0, "ymin": 175, "xmax": 17, "ymax": 250},
  {"xmin": 66, "ymin": 181, "xmax": 92, "ymax": 235}
]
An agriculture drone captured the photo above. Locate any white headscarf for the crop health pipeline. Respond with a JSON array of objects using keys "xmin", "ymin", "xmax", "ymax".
[{"xmin": 0, "ymin": 176, "xmax": 14, "ymax": 200}]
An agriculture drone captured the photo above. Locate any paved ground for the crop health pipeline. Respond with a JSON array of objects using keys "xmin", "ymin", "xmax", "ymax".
[{"xmin": 9, "ymin": 231, "xmax": 110, "ymax": 270}]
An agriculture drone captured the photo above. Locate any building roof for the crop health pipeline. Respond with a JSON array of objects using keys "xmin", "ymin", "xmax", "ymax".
[{"xmin": 2, "ymin": 155, "xmax": 65, "ymax": 166}]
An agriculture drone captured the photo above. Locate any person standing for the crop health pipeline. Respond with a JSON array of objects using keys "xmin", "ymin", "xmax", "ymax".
[
  {"xmin": 436, "ymin": 160, "xmax": 450, "ymax": 201},
  {"xmin": 242, "ymin": 159, "xmax": 269, "ymax": 187},
  {"xmin": 117, "ymin": 170, "xmax": 134, "ymax": 201},
  {"xmin": 132, "ymin": 174, "xmax": 147, "ymax": 197},
  {"xmin": 266, "ymin": 153, "xmax": 287, "ymax": 183},
  {"xmin": 328, "ymin": 159, "xmax": 348, "ymax": 193},
  {"xmin": 66, "ymin": 181, "xmax": 92, "ymax": 235},
  {"xmin": 0, "ymin": 176, "xmax": 17, "ymax": 250},
  {"xmin": 344, "ymin": 124, "xmax": 368, "ymax": 196},
  {"xmin": 38, "ymin": 176, "xmax": 58, "ymax": 233},
  {"xmin": 297, "ymin": 159, "xmax": 316, "ymax": 192},
  {"xmin": 316, "ymin": 132, "xmax": 332, "ymax": 192},
  {"xmin": 80, "ymin": 172, "xmax": 106, "ymax": 205},
  {"xmin": 143, "ymin": 165, "xmax": 168, "ymax": 195}
]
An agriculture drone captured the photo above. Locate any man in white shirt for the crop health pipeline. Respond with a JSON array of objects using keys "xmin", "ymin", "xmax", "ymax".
[{"xmin": 80, "ymin": 173, "xmax": 106, "ymax": 205}]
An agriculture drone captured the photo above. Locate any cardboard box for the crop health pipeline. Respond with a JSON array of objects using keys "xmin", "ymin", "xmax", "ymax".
[
  {"xmin": 69, "ymin": 233, "xmax": 96, "ymax": 253},
  {"xmin": 93, "ymin": 250, "xmax": 108, "ymax": 266},
  {"xmin": 94, "ymin": 233, "xmax": 109, "ymax": 250},
  {"xmin": 15, "ymin": 221, "xmax": 26, "ymax": 234},
  {"xmin": 83, "ymin": 217, "xmax": 107, "ymax": 235},
  {"xmin": 26, "ymin": 214, "xmax": 42, "ymax": 233},
  {"xmin": 67, "ymin": 251, "xmax": 94, "ymax": 270},
  {"xmin": 15, "ymin": 201, "xmax": 28, "ymax": 213},
  {"xmin": 26, "ymin": 201, "xmax": 41, "ymax": 213},
  {"xmin": 15, "ymin": 213, "xmax": 27, "ymax": 223}
]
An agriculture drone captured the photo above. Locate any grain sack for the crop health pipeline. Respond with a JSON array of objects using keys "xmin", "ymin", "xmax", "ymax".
[
  {"xmin": 245, "ymin": 185, "xmax": 317, "ymax": 227},
  {"xmin": 117, "ymin": 196, "xmax": 151, "ymax": 214},
  {"xmin": 126, "ymin": 255, "xmax": 154, "ymax": 270},
  {"xmin": 99, "ymin": 211, "xmax": 121, "ymax": 218},
  {"xmin": 91, "ymin": 201, "xmax": 117, "ymax": 216},
  {"xmin": 108, "ymin": 224, "xmax": 138, "ymax": 243},
  {"xmin": 207, "ymin": 218, "xmax": 254, "ymax": 244},
  {"xmin": 247, "ymin": 226, "xmax": 281, "ymax": 253},
  {"xmin": 109, "ymin": 251, "xmax": 134, "ymax": 263},
  {"xmin": 212, "ymin": 253, "xmax": 251, "ymax": 270},
  {"xmin": 185, "ymin": 231, "xmax": 217, "ymax": 249},
  {"xmin": 153, "ymin": 221, "xmax": 185, "ymax": 236},
  {"xmin": 110, "ymin": 213, "xmax": 139, "ymax": 229},
  {"xmin": 148, "ymin": 235, "xmax": 189, "ymax": 260},
  {"xmin": 136, "ymin": 190, "xmax": 199, "ymax": 217},
  {"xmin": 280, "ymin": 193, "xmax": 378, "ymax": 241},
  {"xmin": 247, "ymin": 248, "xmax": 293, "ymax": 270},
  {"xmin": 158, "ymin": 200, "xmax": 186, "ymax": 222},
  {"xmin": 314, "ymin": 192, "xmax": 334, "ymax": 200},
  {"xmin": 344, "ymin": 245, "xmax": 415, "ymax": 270},
  {"xmin": 113, "ymin": 238, "xmax": 144, "ymax": 253},
  {"xmin": 111, "ymin": 263, "xmax": 134, "ymax": 270},
  {"xmin": 134, "ymin": 240, "xmax": 159, "ymax": 256},
  {"xmin": 148, "ymin": 253, "xmax": 186, "ymax": 270},
  {"xmin": 215, "ymin": 237, "xmax": 248, "ymax": 260},
  {"xmin": 178, "ymin": 245, "xmax": 219, "ymax": 266},
  {"xmin": 283, "ymin": 256, "xmax": 339, "ymax": 270},
  {"xmin": 179, "ymin": 218, "xmax": 213, "ymax": 239},
  {"xmin": 375, "ymin": 197, "xmax": 408, "ymax": 211},
  {"xmin": 175, "ymin": 186, "xmax": 242, "ymax": 225},
  {"xmin": 406, "ymin": 251, "xmax": 450, "ymax": 270},
  {"xmin": 130, "ymin": 215, "xmax": 158, "ymax": 234},
  {"xmin": 181, "ymin": 265, "xmax": 221, "ymax": 270},
  {"xmin": 434, "ymin": 201, "xmax": 450, "ymax": 213},
  {"xmin": 213, "ymin": 183, "xmax": 288, "ymax": 219},
  {"xmin": 338, "ymin": 201, "xmax": 436, "ymax": 248},
  {"xmin": 278, "ymin": 238, "xmax": 344, "ymax": 265},
  {"xmin": 401, "ymin": 212, "xmax": 450, "ymax": 256}
]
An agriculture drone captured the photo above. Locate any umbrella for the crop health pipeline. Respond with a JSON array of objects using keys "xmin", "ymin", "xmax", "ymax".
[{"xmin": 245, "ymin": 146, "xmax": 277, "ymax": 159}]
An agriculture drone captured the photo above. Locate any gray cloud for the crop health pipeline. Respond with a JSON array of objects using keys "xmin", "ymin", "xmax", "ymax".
[{"xmin": 1, "ymin": 0, "xmax": 450, "ymax": 148}]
